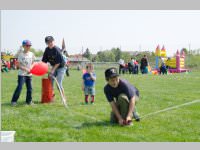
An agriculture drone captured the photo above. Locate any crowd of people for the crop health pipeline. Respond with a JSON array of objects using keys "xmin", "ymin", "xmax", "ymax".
[
  {"xmin": 118, "ymin": 55, "xmax": 149, "ymax": 75},
  {"xmin": 1, "ymin": 58, "xmax": 18, "ymax": 72}
]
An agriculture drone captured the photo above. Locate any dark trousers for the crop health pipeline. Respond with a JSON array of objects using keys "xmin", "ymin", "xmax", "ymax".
[
  {"xmin": 133, "ymin": 65, "xmax": 139, "ymax": 74},
  {"xmin": 160, "ymin": 66, "xmax": 167, "ymax": 75},
  {"xmin": 128, "ymin": 66, "xmax": 133, "ymax": 74},
  {"xmin": 11, "ymin": 75, "xmax": 32, "ymax": 104},
  {"xmin": 140, "ymin": 65, "xmax": 147, "ymax": 74},
  {"xmin": 66, "ymin": 68, "xmax": 70, "ymax": 77},
  {"xmin": 140, "ymin": 66, "xmax": 144, "ymax": 74},
  {"xmin": 119, "ymin": 65, "xmax": 123, "ymax": 74},
  {"xmin": 110, "ymin": 94, "xmax": 139, "ymax": 124}
]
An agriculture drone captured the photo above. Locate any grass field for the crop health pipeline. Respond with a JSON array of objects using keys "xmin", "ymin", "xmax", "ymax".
[{"xmin": 1, "ymin": 69, "xmax": 200, "ymax": 142}]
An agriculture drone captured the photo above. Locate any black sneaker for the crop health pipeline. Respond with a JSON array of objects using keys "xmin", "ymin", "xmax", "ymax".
[
  {"xmin": 11, "ymin": 102, "xmax": 17, "ymax": 106},
  {"xmin": 133, "ymin": 112, "xmax": 140, "ymax": 121}
]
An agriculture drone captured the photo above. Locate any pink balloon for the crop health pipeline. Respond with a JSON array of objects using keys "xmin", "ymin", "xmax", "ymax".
[{"xmin": 30, "ymin": 62, "xmax": 48, "ymax": 76}]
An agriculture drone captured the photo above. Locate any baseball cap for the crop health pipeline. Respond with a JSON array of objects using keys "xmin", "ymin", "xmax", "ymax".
[
  {"xmin": 22, "ymin": 40, "xmax": 32, "ymax": 46},
  {"xmin": 105, "ymin": 67, "xmax": 119, "ymax": 80},
  {"xmin": 45, "ymin": 36, "xmax": 54, "ymax": 43}
]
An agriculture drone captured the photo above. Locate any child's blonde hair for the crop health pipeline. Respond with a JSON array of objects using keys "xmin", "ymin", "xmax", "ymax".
[{"xmin": 86, "ymin": 63, "xmax": 94, "ymax": 70}]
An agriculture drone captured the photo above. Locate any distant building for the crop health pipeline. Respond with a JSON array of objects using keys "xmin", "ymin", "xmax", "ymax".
[
  {"xmin": 68, "ymin": 54, "xmax": 90, "ymax": 66},
  {"xmin": 35, "ymin": 54, "xmax": 90, "ymax": 66}
]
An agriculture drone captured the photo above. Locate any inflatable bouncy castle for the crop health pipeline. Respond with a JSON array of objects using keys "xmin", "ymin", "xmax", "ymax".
[{"xmin": 155, "ymin": 45, "xmax": 188, "ymax": 73}]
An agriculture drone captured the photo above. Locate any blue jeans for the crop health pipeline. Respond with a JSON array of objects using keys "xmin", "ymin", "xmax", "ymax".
[
  {"xmin": 11, "ymin": 75, "xmax": 32, "ymax": 104},
  {"xmin": 52, "ymin": 67, "xmax": 66, "ymax": 90}
]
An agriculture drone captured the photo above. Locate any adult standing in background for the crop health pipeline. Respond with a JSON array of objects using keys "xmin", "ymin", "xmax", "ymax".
[
  {"xmin": 128, "ymin": 58, "xmax": 135, "ymax": 74},
  {"xmin": 118, "ymin": 58, "xmax": 125, "ymax": 74},
  {"xmin": 140, "ymin": 55, "xmax": 148, "ymax": 74},
  {"xmin": 63, "ymin": 50, "xmax": 70, "ymax": 77}
]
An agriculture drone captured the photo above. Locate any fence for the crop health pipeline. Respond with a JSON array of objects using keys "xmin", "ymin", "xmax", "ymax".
[{"xmin": 70, "ymin": 62, "xmax": 119, "ymax": 70}]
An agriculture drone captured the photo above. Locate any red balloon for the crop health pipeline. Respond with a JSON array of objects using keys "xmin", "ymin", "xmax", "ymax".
[{"xmin": 30, "ymin": 62, "xmax": 48, "ymax": 76}]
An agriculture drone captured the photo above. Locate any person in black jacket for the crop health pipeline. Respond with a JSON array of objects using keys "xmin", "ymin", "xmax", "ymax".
[{"xmin": 42, "ymin": 36, "xmax": 66, "ymax": 101}]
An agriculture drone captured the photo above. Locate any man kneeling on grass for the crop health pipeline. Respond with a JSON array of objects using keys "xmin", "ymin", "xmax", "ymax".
[{"xmin": 104, "ymin": 67, "xmax": 140, "ymax": 126}]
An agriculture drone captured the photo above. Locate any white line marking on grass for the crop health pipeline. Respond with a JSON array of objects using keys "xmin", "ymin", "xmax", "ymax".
[
  {"xmin": 139, "ymin": 99, "xmax": 200, "ymax": 120},
  {"xmin": 65, "ymin": 107, "xmax": 104, "ymax": 123},
  {"xmin": 70, "ymin": 110, "xmax": 103, "ymax": 122},
  {"xmin": 67, "ymin": 109, "xmax": 105, "ymax": 128},
  {"xmin": 64, "ymin": 99, "xmax": 200, "ymax": 127}
]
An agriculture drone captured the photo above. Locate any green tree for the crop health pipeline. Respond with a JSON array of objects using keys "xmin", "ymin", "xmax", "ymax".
[
  {"xmin": 121, "ymin": 52, "xmax": 131, "ymax": 63},
  {"xmin": 181, "ymin": 48, "xmax": 188, "ymax": 55},
  {"xmin": 96, "ymin": 50, "xmax": 115, "ymax": 62},
  {"xmin": 30, "ymin": 48, "xmax": 44, "ymax": 57},
  {"xmin": 83, "ymin": 48, "xmax": 92, "ymax": 60},
  {"xmin": 104, "ymin": 51, "xmax": 115, "ymax": 62},
  {"xmin": 111, "ymin": 47, "xmax": 122, "ymax": 62},
  {"xmin": 91, "ymin": 54, "xmax": 97, "ymax": 62},
  {"xmin": 96, "ymin": 51, "xmax": 105, "ymax": 62}
]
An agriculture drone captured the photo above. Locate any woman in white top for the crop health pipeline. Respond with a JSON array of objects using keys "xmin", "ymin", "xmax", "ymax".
[{"xmin": 11, "ymin": 40, "xmax": 35, "ymax": 106}]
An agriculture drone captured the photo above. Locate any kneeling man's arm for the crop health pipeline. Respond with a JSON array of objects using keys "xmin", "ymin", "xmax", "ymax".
[
  {"xmin": 126, "ymin": 96, "xmax": 136, "ymax": 121},
  {"xmin": 110, "ymin": 101, "xmax": 124, "ymax": 125}
]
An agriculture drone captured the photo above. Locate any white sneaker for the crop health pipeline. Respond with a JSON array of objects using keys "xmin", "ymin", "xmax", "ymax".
[{"xmin": 11, "ymin": 102, "xmax": 17, "ymax": 106}]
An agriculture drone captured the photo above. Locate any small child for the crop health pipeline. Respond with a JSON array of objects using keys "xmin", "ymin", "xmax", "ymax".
[
  {"xmin": 160, "ymin": 62, "xmax": 167, "ymax": 75},
  {"xmin": 82, "ymin": 63, "xmax": 96, "ymax": 104},
  {"xmin": 11, "ymin": 40, "xmax": 35, "ymax": 106}
]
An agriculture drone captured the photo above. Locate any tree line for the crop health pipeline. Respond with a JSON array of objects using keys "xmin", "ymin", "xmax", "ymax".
[
  {"xmin": 14, "ymin": 46, "xmax": 200, "ymax": 69},
  {"xmin": 83, "ymin": 47, "xmax": 155, "ymax": 63}
]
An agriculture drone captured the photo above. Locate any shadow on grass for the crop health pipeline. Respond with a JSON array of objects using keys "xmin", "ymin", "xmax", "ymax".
[
  {"xmin": 74, "ymin": 120, "xmax": 118, "ymax": 129},
  {"xmin": 1, "ymin": 101, "xmax": 90, "ymax": 110},
  {"xmin": 1, "ymin": 102, "xmax": 26, "ymax": 107},
  {"xmin": 1, "ymin": 101, "xmax": 43, "ymax": 108}
]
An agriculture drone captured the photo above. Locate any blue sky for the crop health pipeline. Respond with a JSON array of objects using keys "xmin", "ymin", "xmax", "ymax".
[{"xmin": 1, "ymin": 10, "xmax": 200, "ymax": 56}]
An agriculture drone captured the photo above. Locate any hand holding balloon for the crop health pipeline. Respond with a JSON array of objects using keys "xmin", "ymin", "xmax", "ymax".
[
  {"xmin": 48, "ymin": 72, "xmax": 54, "ymax": 79},
  {"xmin": 30, "ymin": 62, "xmax": 48, "ymax": 76}
]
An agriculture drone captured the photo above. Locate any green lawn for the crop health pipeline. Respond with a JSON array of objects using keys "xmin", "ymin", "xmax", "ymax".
[{"xmin": 1, "ymin": 69, "xmax": 200, "ymax": 142}]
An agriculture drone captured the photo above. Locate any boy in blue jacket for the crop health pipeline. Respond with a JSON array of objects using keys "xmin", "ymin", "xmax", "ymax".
[{"xmin": 82, "ymin": 63, "xmax": 96, "ymax": 104}]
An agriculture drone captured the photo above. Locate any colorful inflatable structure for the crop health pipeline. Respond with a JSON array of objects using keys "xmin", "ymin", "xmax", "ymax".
[{"xmin": 155, "ymin": 45, "xmax": 188, "ymax": 73}]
